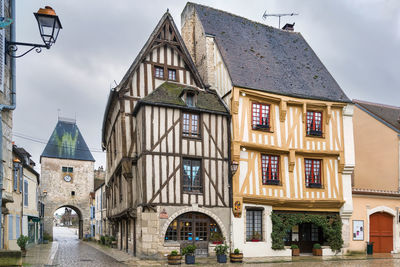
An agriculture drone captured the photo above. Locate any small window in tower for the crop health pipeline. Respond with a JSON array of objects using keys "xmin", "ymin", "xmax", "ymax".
[
  {"xmin": 71, "ymin": 191, "xmax": 76, "ymax": 196},
  {"xmin": 155, "ymin": 66, "xmax": 164, "ymax": 79},
  {"xmin": 168, "ymin": 69, "xmax": 176, "ymax": 81}
]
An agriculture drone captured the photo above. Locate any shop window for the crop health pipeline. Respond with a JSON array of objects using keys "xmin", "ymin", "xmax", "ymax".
[
  {"xmin": 306, "ymin": 111, "xmax": 323, "ymax": 137},
  {"xmin": 252, "ymin": 103, "xmax": 270, "ymax": 131},
  {"xmin": 261, "ymin": 154, "xmax": 280, "ymax": 185},
  {"xmin": 246, "ymin": 209, "xmax": 263, "ymax": 241},
  {"xmin": 305, "ymin": 159, "xmax": 322, "ymax": 188}
]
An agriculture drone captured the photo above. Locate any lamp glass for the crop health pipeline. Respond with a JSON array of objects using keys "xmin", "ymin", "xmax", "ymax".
[{"xmin": 34, "ymin": 13, "xmax": 62, "ymax": 47}]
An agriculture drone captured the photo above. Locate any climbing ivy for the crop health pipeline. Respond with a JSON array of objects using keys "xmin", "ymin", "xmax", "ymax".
[{"xmin": 271, "ymin": 213, "xmax": 343, "ymax": 252}]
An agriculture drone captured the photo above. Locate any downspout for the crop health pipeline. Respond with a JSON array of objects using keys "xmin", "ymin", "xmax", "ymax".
[{"xmin": 0, "ymin": 0, "xmax": 16, "ymax": 248}]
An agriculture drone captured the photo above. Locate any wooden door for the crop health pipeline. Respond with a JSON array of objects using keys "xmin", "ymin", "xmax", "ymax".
[{"xmin": 370, "ymin": 212, "xmax": 393, "ymax": 253}]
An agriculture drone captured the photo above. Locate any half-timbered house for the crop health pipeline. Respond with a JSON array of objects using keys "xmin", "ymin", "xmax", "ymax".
[
  {"xmin": 102, "ymin": 11, "xmax": 230, "ymax": 258},
  {"xmin": 182, "ymin": 3, "xmax": 355, "ymax": 256}
]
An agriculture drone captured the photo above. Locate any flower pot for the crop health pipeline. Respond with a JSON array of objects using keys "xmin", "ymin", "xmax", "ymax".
[
  {"xmin": 313, "ymin": 248, "xmax": 322, "ymax": 256},
  {"xmin": 167, "ymin": 254, "xmax": 182, "ymax": 265},
  {"xmin": 230, "ymin": 253, "xmax": 243, "ymax": 263},
  {"xmin": 185, "ymin": 254, "xmax": 195, "ymax": 265},
  {"xmin": 292, "ymin": 248, "xmax": 300, "ymax": 256},
  {"xmin": 251, "ymin": 239, "xmax": 260, "ymax": 242},
  {"xmin": 217, "ymin": 254, "xmax": 227, "ymax": 263},
  {"xmin": 212, "ymin": 241, "xmax": 223, "ymax": 245}
]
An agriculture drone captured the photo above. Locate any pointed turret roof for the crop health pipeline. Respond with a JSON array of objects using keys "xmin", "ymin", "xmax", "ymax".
[{"xmin": 41, "ymin": 118, "xmax": 95, "ymax": 162}]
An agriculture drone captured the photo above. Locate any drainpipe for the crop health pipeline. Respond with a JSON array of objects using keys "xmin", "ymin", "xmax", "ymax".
[{"xmin": 0, "ymin": 0, "xmax": 17, "ymax": 248}]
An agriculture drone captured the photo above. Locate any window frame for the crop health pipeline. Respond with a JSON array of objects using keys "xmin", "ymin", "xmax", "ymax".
[
  {"xmin": 182, "ymin": 112, "xmax": 201, "ymax": 139},
  {"xmin": 304, "ymin": 158, "xmax": 323, "ymax": 188},
  {"xmin": 246, "ymin": 208, "xmax": 263, "ymax": 242},
  {"xmin": 251, "ymin": 102, "xmax": 272, "ymax": 132},
  {"xmin": 154, "ymin": 65, "xmax": 165, "ymax": 79},
  {"xmin": 24, "ymin": 180, "xmax": 28, "ymax": 206},
  {"xmin": 306, "ymin": 110, "xmax": 323, "ymax": 137},
  {"xmin": 168, "ymin": 68, "xmax": 177, "ymax": 81},
  {"xmin": 182, "ymin": 158, "xmax": 202, "ymax": 194},
  {"xmin": 261, "ymin": 154, "xmax": 281, "ymax": 185}
]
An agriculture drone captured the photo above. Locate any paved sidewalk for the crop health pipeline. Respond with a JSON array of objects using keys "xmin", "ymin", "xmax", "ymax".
[
  {"xmin": 22, "ymin": 241, "xmax": 59, "ymax": 266},
  {"xmin": 84, "ymin": 241, "xmax": 400, "ymax": 266}
]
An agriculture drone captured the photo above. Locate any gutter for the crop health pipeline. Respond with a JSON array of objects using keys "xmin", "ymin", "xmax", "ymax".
[{"xmin": 0, "ymin": 0, "xmax": 16, "ymax": 248}]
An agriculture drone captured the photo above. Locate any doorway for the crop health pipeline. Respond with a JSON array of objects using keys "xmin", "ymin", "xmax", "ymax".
[
  {"xmin": 285, "ymin": 223, "xmax": 324, "ymax": 253},
  {"xmin": 370, "ymin": 212, "xmax": 393, "ymax": 253}
]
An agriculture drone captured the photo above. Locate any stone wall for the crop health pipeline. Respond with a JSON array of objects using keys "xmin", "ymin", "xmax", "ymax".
[{"xmin": 40, "ymin": 157, "xmax": 94, "ymax": 238}]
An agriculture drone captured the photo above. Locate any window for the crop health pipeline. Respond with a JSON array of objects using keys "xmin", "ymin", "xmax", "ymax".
[
  {"xmin": 305, "ymin": 159, "xmax": 322, "ymax": 188},
  {"xmin": 168, "ymin": 69, "xmax": 176, "ymax": 80},
  {"xmin": 252, "ymin": 103, "xmax": 270, "ymax": 130},
  {"xmin": 186, "ymin": 93, "xmax": 195, "ymax": 107},
  {"xmin": 182, "ymin": 113, "xmax": 199, "ymax": 137},
  {"xmin": 119, "ymin": 175, "xmax": 123, "ymax": 202},
  {"xmin": 246, "ymin": 209, "xmax": 262, "ymax": 241},
  {"xmin": 261, "ymin": 154, "xmax": 280, "ymax": 185},
  {"xmin": 16, "ymin": 215, "xmax": 20, "ymax": 239},
  {"xmin": 62, "ymin": 166, "xmax": 73, "ymax": 173},
  {"xmin": 306, "ymin": 111, "xmax": 323, "ymax": 136},
  {"xmin": 71, "ymin": 191, "xmax": 76, "ymax": 196},
  {"xmin": 24, "ymin": 180, "xmax": 28, "ymax": 206},
  {"xmin": 155, "ymin": 66, "xmax": 164, "ymax": 79},
  {"xmin": 183, "ymin": 159, "xmax": 202, "ymax": 193}
]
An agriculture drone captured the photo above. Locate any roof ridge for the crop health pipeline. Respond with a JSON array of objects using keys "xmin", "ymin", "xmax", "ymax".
[
  {"xmin": 188, "ymin": 2, "xmax": 299, "ymax": 34},
  {"xmin": 353, "ymin": 99, "xmax": 400, "ymax": 110}
]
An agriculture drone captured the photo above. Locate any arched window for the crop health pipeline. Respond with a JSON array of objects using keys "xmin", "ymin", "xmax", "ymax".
[{"xmin": 165, "ymin": 212, "xmax": 221, "ymax": 242}]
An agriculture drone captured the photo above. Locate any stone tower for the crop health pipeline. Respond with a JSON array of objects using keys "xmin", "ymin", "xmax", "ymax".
[{"xmin": 40, "ymin": 118, "xmax": 95, "ymax": 239}]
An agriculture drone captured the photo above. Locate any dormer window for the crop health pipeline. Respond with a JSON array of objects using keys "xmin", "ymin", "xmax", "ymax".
[
  {"xmin": 186, "ymin": 93, "xmax": 194, "ymax": 107},
  {"xmin": 155, "ymin": 66, "xmax": 164, "ymax": 79},
  {"xmin": 168, "ymin": 69, "xmax": 176, "ymax": 81}
]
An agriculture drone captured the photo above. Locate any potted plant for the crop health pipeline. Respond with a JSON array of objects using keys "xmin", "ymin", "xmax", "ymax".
[
  {"xmin": 210, "ymin": 232, "xmax": 224, "ymax": 244},
  {"xmin": 230, "ymin": 248, "xmax": 243, "ymax": 263},
  {"xmin": 291, "ymin": 244, "xmax": 300, "ymax": 256},
  {"xmin": 251, "ymin": 232, "xmax": 261, "ymax": 242},
  {"xmin": 214, "ymin": 244, "xmax": 229, "ymax": 263},
  {"xmin": 17, "ymin": 235, "xmax": 29, "ymax": 257},
  {"xmin": 167, "ymin": 250, "xmax": 182, "ymax": 265},
  {"xmin": 182, "ymin": 244, "xmax": 196, "ymax": 264},
  {"xmin": 312, "ymin": 243, "xmax": 322, "ymax": 256}
]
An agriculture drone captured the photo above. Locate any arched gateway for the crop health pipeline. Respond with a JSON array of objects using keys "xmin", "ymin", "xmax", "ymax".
[{"xmin": 40, "ymin": 118, "xmax": 95, "ymax": 239}]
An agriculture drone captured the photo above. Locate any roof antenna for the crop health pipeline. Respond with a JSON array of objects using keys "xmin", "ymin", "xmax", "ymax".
[
  {"xmin": 262, "ymin": 10, "xmax": 299, "ymax": 28},
  {"xmin": 57, "ymin": 108, "xmax": 61, "ymax": 121},
  {"xmin": 167, "ymin": 8, "xmax": 169, "ymax": 13}
]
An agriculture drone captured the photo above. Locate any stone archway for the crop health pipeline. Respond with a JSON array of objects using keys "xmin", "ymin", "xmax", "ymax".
[
  {"xmin": 161, "ymin": 207, "xmax": 228, "ymax": 243},
  {"xmin": 44, "ymin": 204, "xmax": 87, "ymax": 240}
]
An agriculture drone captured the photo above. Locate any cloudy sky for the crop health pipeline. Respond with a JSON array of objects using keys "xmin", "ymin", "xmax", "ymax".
[{"xmin": 13, "ymin": 0, "xmax": 400, "ymax": 171}]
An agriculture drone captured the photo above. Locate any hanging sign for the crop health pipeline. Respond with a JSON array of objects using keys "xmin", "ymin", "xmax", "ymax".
[
  {"xmin": 159, "ymin": 209, "xmax": 168, "ymax": 219},
  {"xmin": 233, "ymin": 197, "xmax": 243, "ymax": 218}
]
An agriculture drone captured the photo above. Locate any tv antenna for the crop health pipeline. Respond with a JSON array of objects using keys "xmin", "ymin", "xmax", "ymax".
[{"xmin": 262, "ymin": 11, "xmax": 299, "ymax": 28}]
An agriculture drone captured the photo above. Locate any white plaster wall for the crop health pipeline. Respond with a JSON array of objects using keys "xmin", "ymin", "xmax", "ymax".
[{"xmin": 231, "ymin": 204, "xmax": 291, "ymax": 257}]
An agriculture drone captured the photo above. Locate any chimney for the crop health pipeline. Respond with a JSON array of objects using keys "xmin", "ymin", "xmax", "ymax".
[{"xmin": 282, "ymin": 23, "xmax": 295, "ymax": 31}]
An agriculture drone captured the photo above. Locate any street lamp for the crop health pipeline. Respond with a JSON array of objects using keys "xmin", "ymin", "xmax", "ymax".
[{"xmin": 6, "ymin": 6, "xmax": 62, "ymax": 58}]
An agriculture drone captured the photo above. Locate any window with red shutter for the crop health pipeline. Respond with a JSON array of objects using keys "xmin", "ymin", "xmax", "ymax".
[
  {"xmin": 261, "ymin": 154, "xmax": 280, "ymax": 185},
  {"xmin": 305, "ymin": 159, "xmax": 322, "ymax": 188},
  {"xmin": 306, "ymin": 111, "xmax": 323, "ymax": 136},
  {"xmin": 252, "ymin": 103, "xmax": 270, "ymax": 130}
]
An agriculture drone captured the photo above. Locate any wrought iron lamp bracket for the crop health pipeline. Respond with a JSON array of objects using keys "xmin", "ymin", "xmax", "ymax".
[{"xmin": 5, "ymin": 40, "xmax": 49, "ymax": 58}]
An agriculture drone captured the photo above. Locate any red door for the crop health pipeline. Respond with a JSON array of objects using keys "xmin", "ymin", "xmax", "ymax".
[{"xmin": 370, "ymin": 212, "xmax": 393, "ymax": 253}]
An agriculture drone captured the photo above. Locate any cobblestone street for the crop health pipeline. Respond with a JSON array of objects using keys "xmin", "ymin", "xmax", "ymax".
[{"xmin": 52, "ymin": 227, "xmax": 126, "ymax": 267}]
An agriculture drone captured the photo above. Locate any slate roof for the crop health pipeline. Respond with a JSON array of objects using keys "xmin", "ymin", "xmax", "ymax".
[
  {"xmin": 41, "ymin": 119, "xmax": 95, "ymax": 162},
  {"xmin": 353, "ymin": 99, "xmax": 400, "ymax": 133},
  {"xmin": 187, "ymin": 2, "xmax": 351, "ymax": 103},
  {"xmin": 132, "ymin": 82, "xmax": 229, "ymax": 115}
]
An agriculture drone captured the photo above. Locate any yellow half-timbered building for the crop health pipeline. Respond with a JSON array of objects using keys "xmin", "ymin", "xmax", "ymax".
[{"xmin": 182, "ymin": 3, "xmax": 355, "ymax": 256}]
